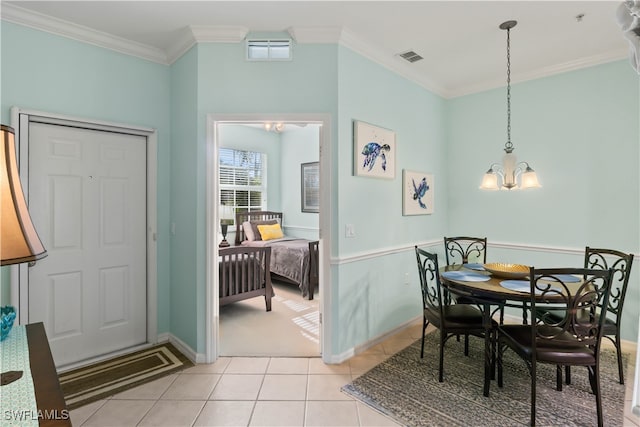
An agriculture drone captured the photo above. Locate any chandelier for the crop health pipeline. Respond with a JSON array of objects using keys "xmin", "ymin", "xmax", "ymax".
[{"xmin": 479, "ymin": 20, "xmax": 541, "ymax": 191}]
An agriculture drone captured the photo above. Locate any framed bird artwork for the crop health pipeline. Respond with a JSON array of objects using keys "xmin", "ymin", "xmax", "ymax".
[
  {"xmin": 402, "ymin": 170, "xmax": 434, "ymax": 215},
  {"xmin": 353, "ymin": 120, "xmax": 396, "ymax": 179}
]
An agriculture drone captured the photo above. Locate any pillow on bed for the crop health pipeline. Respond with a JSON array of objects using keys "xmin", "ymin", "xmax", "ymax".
[
  {"xmin": 257, "ymin": 223, "xmax": 284, "ymax": 241},
  {"xmin": 250, "ymin": 219, "xmax": 278, "ymax": 241},
  {"xmin": 242, "ymin": 221, "xmax": 256, "ymax": 241}
]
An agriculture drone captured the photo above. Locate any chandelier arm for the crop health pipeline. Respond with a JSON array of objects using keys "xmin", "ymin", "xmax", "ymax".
[
  {"xmin": 485, "ymin": 162, "xmax": 502, "ymax": 173},
  {"xmin": 489, "ymin": 163, "xmax": 505, "ymax": 179}
]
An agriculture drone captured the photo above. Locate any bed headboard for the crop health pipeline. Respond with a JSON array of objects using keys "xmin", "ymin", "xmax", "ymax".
[{"xmin": 235, "ymin": 211, "xmax": 283, "ymax": 245}]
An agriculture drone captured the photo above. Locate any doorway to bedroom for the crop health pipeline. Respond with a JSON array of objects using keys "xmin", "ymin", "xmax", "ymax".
[{"xmin": 206, "ymin": 114, "xmax": 331, "ymax": 362}]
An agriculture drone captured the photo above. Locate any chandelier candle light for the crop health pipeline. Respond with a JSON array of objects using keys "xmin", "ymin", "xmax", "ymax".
[{"xmin": 479, "ymin": 20, "xmax": 541, "ymax": 191}]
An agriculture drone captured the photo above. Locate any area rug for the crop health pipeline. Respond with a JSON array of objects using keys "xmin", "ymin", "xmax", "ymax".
[
  {"xmin": 342, "ymin": 332, "xmax": 627, "ymax": 426},
  {"xmin": 59, "ymin": 342, "xmax": 193, "ymax": 410}
]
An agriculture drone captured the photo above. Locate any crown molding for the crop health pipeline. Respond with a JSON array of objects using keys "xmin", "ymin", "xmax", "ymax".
[
  {"xmin": 165, "ymin": 25, "xmax": 248, "ymax": 63},
  {"xmin": 1, "ymin": 3, "xmax": 168, "ymax": 64},
  {"xmin": 1, "ymin": 4, "xmax": 628, "ymax": 98},
  {"xmin": 165, "ymin": 27, "xmax": 198, "ymax": 65},
  {"xmin": 338, "ymin": 27, "xmax": 448, "ymax": 97},
  {"xmin": 287, "ymin": 26, "xmax": 343, "ymax": 43},
  {"xmin": 448, "ymin": 48, "xmax": 630, "ymax": 98},
  {"xmin": 189, "ymin": 25, "xmax": 249, "ymax": 43}
]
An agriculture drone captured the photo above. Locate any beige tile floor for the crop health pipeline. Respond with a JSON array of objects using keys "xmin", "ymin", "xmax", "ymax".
[{"xmin": 70, "ymin": 322, "xmax": 640, "ymax": 427}]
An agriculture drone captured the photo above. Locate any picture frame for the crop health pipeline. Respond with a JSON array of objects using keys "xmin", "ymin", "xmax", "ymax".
[
  {"xmin": 301, "ymin": 161, "xmax": 319, "ymax": 213},
  {"xmin": 353, "ymin": 120, "xmax": 396, "ymax": 179},
  {"xmin": 402, "ymin": 170, "xmax": 434, "ymax": 215}
]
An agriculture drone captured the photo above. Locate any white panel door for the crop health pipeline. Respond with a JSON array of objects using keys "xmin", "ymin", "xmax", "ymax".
[{"xmin": 27, "ymin": 122, "xmax": 147, "ymax": 367}]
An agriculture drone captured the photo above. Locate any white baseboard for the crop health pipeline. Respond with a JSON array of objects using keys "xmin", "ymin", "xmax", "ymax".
[
  {"xmin": 327, "ymin": 316, "xmax": 422, "ymax": 364},
  {"xmin": 164, "ymin": 333, "xmax": 205, "ymax": 364}
]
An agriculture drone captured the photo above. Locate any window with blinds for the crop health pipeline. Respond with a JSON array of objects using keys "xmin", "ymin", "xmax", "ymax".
[{"xmin": 219, "ymin": 148, "xmax": 267, "ymax": 221}]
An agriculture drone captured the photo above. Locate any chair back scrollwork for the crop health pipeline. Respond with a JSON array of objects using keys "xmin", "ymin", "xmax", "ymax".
[
  {"xmin": 415, "ymin": 247, "xmax": 446, "ymax": 325},
  {"xmin": 584, "ymin": 247, "xmax": 633, "ymax": 319},
  {"xmin": 532, "ymin": 267, "xmax": 614, "ymax": 348},
  {"xmin": 444, "ymin": 237, "xmax": 487, "ymax": 265}
]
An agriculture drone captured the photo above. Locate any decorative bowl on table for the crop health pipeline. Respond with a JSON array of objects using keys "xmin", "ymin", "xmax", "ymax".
[
  {"xmin": 1, "ymin": 306, "xmax": 16, "ymax": 342},
  {"xmin": 483, "ymin": 263, "xmax": 529, "ymax": 279}
]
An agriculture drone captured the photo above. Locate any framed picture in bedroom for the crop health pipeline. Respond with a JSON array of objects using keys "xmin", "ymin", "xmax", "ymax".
[
  {"xmin": 402, "ymin": 170, "xmax": 434, "ymax": 215},
  {"xmin": 353, "ymin": 120, "xmax": 396, "ymax": 179},
  {"xmin": 301, "ymin": 161, "xmax": 319, "ymax": 213}
]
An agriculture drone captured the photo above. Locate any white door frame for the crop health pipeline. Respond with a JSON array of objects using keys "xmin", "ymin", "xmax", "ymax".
[
  {"xmin": 205, "ymin": 113, "xmax": 333, "ymax": 363},
  {"xmin": 10, "ymin": 107, "xmax": 158, "ymax": 347}
]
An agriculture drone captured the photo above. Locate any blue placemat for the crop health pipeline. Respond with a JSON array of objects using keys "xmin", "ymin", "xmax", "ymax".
[
  {"xmin": 463, "ymin": 263, "xmax": 485, "ymax": 271},
  {"xmin": 441, "ymin": 271, "xmax": 490, "ymax": 282},
  {"xmin": 500, "ymin": 280, "xmax": 554, "ymax": 295},
  {"xmin": 537, "ymin": 274, "xmax": 581, "ymax": 283},
  {"xmin": 500, "ymin": 280, "xmax": 533, "ymax": 293}
]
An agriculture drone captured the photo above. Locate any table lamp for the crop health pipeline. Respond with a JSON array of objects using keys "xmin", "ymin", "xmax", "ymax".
[
  {"xmin": 1, "ymin": 125, "xmax": 47, "ymax": 265},
  {"xmin": 219, "ymin": 204, "xmax": 234, "ymax": 248},
  {"xmin": 1, "ymin": 124, "xmax": 47, "ymax": 384}
]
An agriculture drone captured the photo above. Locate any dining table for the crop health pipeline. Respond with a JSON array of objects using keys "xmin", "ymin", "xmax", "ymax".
[{"xmin": 439, "ymin": 263, "xmax": 585, "ymax": 397}]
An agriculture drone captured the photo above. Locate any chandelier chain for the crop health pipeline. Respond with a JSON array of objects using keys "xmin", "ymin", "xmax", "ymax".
[{"xmin": 505, "ymin": 26, "xmax": 513, "ymax": 152}]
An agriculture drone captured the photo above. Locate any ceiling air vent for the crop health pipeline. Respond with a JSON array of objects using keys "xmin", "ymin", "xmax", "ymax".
[
  {"xmin": 247, "ymin": 39, "xmax": 292, "ymax": 61},
  {"xmin": 398, "ymin": 50, "xmax": 423, "ymax": 63}
]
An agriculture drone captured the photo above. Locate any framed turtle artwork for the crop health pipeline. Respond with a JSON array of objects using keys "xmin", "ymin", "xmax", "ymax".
[
  {"xmin": 402, "ymin": 170, "xmax": 434, "ymax": 215},
  {"xmin": 353, "ymin": 120, "xmax": 396, "ymax": 179}
]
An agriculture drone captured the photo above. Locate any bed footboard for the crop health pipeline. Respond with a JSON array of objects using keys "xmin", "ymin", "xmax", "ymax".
[
  {"xmin": 219, "ymin": 246, "xmax": 273, "ymax": 311},
  {"xmin": 308, "ymin": 240, "xmax": 319, "ymax": 300}
]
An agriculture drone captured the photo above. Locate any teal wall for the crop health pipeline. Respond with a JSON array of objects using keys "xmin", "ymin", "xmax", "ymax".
[
  {"xmin": 446, "ymin": 61, "xmax": 640, "ymax": 340},
  {"xmin": 280, "ymin": 125, "xmax": 320, "ymax": 239},
  {"xmin": 0, "ymin": 22, "xmax": 172, "ymax": 333},
  {"xmin": 447, "ymin": 61, "xmax": 639, "ymax": 248},
  {"xmin": 184, "ymin": 40, "xmax": 338, "ymax": 353},
  {"xmin": 169, "ymin": 47, "xmax": 200, "ymax": 349},
  {"xmin": 333, "ymin": 46, "xmax": 448, "ymax": 354},
  {"xmin": 2, "ymin": 20, "xmax": 638, "ymax": 358}
]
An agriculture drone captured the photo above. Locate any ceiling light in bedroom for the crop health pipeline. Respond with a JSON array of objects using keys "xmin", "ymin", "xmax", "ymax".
[
  {"xmin": 264, "ymin": 122, "xmax": 285, "ymax": 133},
  {"xmin": 479, "ymin": 20, "xmax": 541, "ymax": 191}
]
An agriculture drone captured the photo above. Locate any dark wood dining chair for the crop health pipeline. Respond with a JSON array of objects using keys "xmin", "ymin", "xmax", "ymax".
[
  {"xmin": 542, "ymin": 247, "xmax": 634, "ymax": 387},
  {"xmin": 414, "ymin": 246, "xmax": 495, "ymax": 382},
  {"xmin": 496, "ymin": 267, "xmax": 615, "ymax": 427},
  {"xmin": 444, "ymin": 236, "xmax": 504, "ymax": 325},
  {"xmin": 443, "ymin": 236, "xmax": 487, "ymax": 265}
]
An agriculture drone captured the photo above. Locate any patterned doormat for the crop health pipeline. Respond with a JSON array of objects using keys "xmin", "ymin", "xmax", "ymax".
[
  {"xmin": 59, "ymin": 342, "xmax": 193, "ymax": 410},
  {"xmin": 342, "ymin": 332, "xmax": 627, "ymax": 426}
]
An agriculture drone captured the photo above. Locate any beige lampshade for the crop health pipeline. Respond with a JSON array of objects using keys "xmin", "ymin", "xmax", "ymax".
[
  {"xmin": 1, "ymin": 125, "xmax": 47, "ymax": 265},
  {"xmin": 520, "ymin": 168, "xmax": 542, "ymax": 189},
  {"xmin": 479, "ymin": 171, "xmax": 499, "ymax": 190}
]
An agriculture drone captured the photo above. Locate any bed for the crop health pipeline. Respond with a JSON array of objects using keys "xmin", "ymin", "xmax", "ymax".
[
  {"xmin": 219, "ymin": 246, "xmax": 273, "ymax": 311},
  {"xmin": 234, "ymin": 211, "xmax": 318, "ymax": 300}
]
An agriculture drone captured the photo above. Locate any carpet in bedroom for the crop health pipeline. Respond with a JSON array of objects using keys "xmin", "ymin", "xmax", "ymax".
[{"xmin": 219, "ymin": 281, "xmax": 320, "ymax": 357}]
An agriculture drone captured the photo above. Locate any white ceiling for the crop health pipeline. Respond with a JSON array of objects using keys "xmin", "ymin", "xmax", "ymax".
[{"xmin": 1, "ymin": 1, "xmax": 631, "ymax": 98}]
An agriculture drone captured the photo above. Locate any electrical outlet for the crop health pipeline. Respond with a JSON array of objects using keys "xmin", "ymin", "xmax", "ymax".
[{"xmin": 404, "ymin": 272, "xmax": 410, "ymax": 285}]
